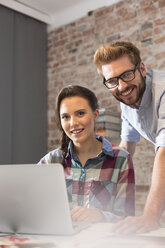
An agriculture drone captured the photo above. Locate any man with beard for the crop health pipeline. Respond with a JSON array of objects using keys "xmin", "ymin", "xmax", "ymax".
[{"xmin": 94, "ymin": 41, "xmax": 165, "ymax": 234}]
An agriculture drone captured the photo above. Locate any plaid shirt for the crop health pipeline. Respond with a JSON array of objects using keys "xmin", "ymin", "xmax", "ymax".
[{"xmin": 39, "ymin": 136, "xmax": 135, "ymax": 222}]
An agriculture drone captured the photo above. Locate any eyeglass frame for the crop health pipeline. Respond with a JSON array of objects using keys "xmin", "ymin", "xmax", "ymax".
[{"xmin": 103, "ymin": 64, "xmax": 139, "ymax": 90}]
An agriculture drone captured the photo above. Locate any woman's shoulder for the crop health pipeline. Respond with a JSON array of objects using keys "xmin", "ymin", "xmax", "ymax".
[
  {"xmin": 111, "ymin": 145, "xmax": 133, "ymax": 170},
  {"xmin": 112, "ymin": 145, "xmax": 130, "ymax": 158},
  {"xmin": 100, "ymin": 135, "xmax": 130, "ymax": 158},
  {"xmin": 38, "ymin": 147, "xmax": 63, "ymax": 164}
]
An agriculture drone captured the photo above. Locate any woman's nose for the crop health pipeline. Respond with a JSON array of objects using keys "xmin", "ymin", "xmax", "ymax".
[{"xmin": 70, "ymin": 116, "xmax": 78, "ymax": 126}]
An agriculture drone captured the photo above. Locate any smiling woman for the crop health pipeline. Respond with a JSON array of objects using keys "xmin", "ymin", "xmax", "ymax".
[
  {"xmin": 60, "ymin": 96, "xmax": 99, "ymax": 156},
  {"xmin": 38, "ymin": 85, "xmax": 135, "ymax": 224}
]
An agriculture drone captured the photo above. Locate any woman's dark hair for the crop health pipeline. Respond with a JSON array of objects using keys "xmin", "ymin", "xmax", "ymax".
[{"xmin": 55, "ymin": 85, "xmax": 99, "ymax": 160}]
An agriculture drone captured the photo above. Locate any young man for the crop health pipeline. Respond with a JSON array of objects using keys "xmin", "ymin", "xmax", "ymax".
[{"xmin": 94, "ymin": 41, "xmax": 165, "ymax": 234}]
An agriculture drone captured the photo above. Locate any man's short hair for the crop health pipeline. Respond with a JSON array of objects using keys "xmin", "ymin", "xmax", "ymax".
[{"xmin": 94, "ymin": 41, "xmax": 141, "ymax": 75}]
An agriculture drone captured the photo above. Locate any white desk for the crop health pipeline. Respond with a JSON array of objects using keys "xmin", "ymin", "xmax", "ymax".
[{"xmin": 0, "ymin": 223, "xmax": 165, "ymax": 247}]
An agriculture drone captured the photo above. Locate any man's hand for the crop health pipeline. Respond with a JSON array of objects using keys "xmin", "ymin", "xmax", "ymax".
[
  {"xmin": 112, "ymin": 215, "xmax": 160, "ymax": 235},
  {"xmin": 119, "ymin": 140, "xmax": 136, "ymax": 157},
  {"xmin": 71, "ymin": 206, "xmax": 104, "ymax": 223}
]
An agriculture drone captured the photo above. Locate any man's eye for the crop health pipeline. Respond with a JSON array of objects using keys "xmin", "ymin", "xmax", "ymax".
[
  {"xmin": 108, "ymin": 78, "xmax": 118, "ymax": 85},
  {"xmin": 78, "ymin": 111, "xmax": 85, "ymax": 116},
  {"xmin": 123, "ymin": 71, "xmax": 133, "ymax": 79}
]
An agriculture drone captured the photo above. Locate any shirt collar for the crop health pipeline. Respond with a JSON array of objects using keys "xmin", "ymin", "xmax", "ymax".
[
  {"xmin": 66, "ymin": 135, "xmax": 114, "ymax": 158},
  {"xmin": 96, "ymin": 135, "xmax": 114, "ymax": 157},
  {"xmin": 139, "ymin": 70, "xmax": 152, "ymax": 109},
  {"xmin": 66, "ymin": 141, "xmax": 74, "ymax": 158}
]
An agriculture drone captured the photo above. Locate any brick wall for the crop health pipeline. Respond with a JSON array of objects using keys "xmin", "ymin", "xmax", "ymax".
[{"xmin": 47, "ymin": 0, "xmax": 165, "ymax": 223}]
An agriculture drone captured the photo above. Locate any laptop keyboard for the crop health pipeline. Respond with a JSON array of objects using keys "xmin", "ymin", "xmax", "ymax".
[{"xmin": 72, "ymin": 222, "xmax": 90, "ymax": 233}]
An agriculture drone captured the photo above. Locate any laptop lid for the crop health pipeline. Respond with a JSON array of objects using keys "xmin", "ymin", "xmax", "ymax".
[{"xmin": 0, "ymin": 163, "xmax": 74, "ymax": 235}]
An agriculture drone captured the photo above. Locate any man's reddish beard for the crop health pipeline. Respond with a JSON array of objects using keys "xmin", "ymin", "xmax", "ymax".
[{"xmin": 112, "ymin": 72, "xmax": 146, "ymax": 108}]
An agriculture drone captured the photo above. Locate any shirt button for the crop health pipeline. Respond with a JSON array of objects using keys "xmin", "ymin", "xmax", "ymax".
[{"xmin": 141, "ymin": 115, "xmax": 144, "ymax": 119}]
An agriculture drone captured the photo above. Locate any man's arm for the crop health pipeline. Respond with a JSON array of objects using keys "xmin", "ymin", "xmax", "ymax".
[
  {"xmin": 119, "ymin": 140, "xmax": 136, "ymax": 157},
  {"xmin": 113, "ymin": 146, "xmax": 165, "ymax": 234},
  {"xmin": 142, "ymin": 146, "xmax": 165, "ymax": 226}
]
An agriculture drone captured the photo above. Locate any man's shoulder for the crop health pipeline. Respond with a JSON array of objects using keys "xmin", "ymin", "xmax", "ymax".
[
  {"xmin": 150, "ymin": 69, "xmax": 165, "ymax": 100},
  {"xmin": 151, "ymin": 69, "xmax": 165, "ymax": 84},
  {"xmin": 152, "ymin": 69, "xmax": 165, "ymax": 74}
]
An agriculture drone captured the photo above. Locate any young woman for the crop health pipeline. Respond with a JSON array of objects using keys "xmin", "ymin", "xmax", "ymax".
[{"xmin": 39, "ymin": 85, "xmax": 135, "ymax": 223}]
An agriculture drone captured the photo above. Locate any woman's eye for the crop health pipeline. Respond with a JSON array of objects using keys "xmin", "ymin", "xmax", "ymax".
[{"xmin": 61, "ymin": 115, "xmax": 69, "ymax": 120}]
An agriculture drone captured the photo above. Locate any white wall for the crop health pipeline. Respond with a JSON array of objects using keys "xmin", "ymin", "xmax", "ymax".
[
  {"xmin": 48, "ymin": 0, "xmax": 120, "ymax": 31},
  {"xmin": 0, "ymin": 0, "xmax": 120, "ymax": 30}
]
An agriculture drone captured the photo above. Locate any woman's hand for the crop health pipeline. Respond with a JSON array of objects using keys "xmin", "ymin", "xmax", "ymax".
[{"xmin": 71, "ymin": 206, "xmax": 104, "ymax": 223}]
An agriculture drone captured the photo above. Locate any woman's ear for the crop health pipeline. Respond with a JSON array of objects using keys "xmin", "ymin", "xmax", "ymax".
[{"xmin": 94, "ymin": 109, "xmax": 99, "ymax": 122}]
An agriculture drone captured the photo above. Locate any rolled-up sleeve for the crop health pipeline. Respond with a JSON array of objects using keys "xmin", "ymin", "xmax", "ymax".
[
  {"xmin": 121, "ymin": 114, "xmax": 140, "ymax": 142},
  {"xmin": 156, "ymin": 93, "xmax": 165, "ymax": 150}
]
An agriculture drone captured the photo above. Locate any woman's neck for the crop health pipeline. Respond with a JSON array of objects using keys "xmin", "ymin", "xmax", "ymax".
[{"xmin": 74, "ymin": 137, "xmax": 102, "ymax": 167}]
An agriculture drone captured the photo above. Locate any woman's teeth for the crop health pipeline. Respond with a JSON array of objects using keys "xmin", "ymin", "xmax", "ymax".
[{"xmin": 71, "ymin": 129, "xmax": 83, "ymax": 134}]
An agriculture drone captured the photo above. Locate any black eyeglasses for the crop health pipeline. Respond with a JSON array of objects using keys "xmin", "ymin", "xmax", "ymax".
[{"xmin": 103, "ymin": 64, "xmax": 139, "ymax": 90}]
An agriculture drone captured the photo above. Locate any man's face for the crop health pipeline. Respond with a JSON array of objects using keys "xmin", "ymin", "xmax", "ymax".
[{"xmin": 101, "ymin": 55, "xmax": 146, "ymax": 107}]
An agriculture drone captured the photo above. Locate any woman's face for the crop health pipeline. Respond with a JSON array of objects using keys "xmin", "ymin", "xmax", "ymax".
[{"xmin": 60, "ymin": 96, "xmax": 99, "ymax": 146}]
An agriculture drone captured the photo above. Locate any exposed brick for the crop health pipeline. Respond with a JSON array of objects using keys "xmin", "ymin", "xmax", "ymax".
[
  {"xmin": 107, "ymin": 17, "xmax": 120, "ymax": 27},
  {"xmin": 83, "ymin": 28, "xmax": 95, "ymax": 36},
  {"xmin": 54, "ymin": 27, "xmax": 63, "ymax": 34},
  {"xmin": 48, "ymin": 124, "xmax": 57, "ymax": 130},
  {"xmin": 155, "ymin": 17, "xmax": 165, "ymax": 25},
  {"xmin": 65, "ymin": 22, "xmax": 76, "ymax": 29},
  {"xmin": 69, "ymin": 56, "xmax": 76, "ymax": 62},
  {"xmin": 68, "ymin": 28, "xmax": 77, "ymax": 35},
  {"xmin": 75, "ymin": 39, "xmax": 83, "ymax": 47},
  {"xmin": 116, "ymin": 7, "xmax": 127, "ymax": 17},
  {"xmin": 94, "ymin": 6, "xmax": 114, "ymax": 18},
  {"xmin": 140, "ymin": 0, "xmax": 154, "ymax": 6},
  {"xmin": 154, "ymin": 26, "xmax": 165, "ymax": 34},
  {"xmin": 154, "ymin": 35, "xmax": 165, "ymax": 43},
  {"xmin": 115, "ymin": 1, "xmax": 125, "ymax": 9},
  {"xmin": 161, "ymin": 7, "xmax": 165, "ymax": 14},
  {"xmin": 107, "ymin": 34, "xmax": 121, "ymax": 43},
  {"xmin": 159, "ymin": 0, "xmax": 165, "ymax": 7},
  {"xmin": 77, "ymin": 24, "xmax": 87, "ymax": 32},
  {"xmin": 60, "ymin": 32, "xmax": 68, "ymax": 39},
  {"xmin": 54, "ymin": 39, "xmax": 68, "ymax": 47},
  {"xmin": 47, "ymin": 0, "xmax": 165, "ymax": 224},
  {"xmin": 141, "ymin": 38, "xmax": 153, "ymax": 45},
  {"xmin": 143, "ymin": 5, "xmax": 157, "ymax": 14},
  {"xmin": 71, "ymin": 33, "xmax": 82, "ymax": 40},
  {"xmin": 47, "ymin": 56, "xmax": 54, "ymax": 63},
  {"xmin": 159, "ymin": 60, "xmax": 165, "ymax": 69},
  {"xmin": 155, "ymin": 51, "xmax": 165, "ymax": 59},
  {"xmin": 141, "ymin": 29, "xmax": 153, "ymax": 39},
  {"xmin": 68, "ymin": 48, "xmax": 77, "ymax": 54},
  {"xmin": 136, "ymin": 185, "xmax": 149, "ymax": 192},
  {"xmin": 65, "ymin": 42, "xmax": 75, "ymax": 50},
  {"xmin": 141, "ymin": 22, "xmax": 153, "ymax": 30}
]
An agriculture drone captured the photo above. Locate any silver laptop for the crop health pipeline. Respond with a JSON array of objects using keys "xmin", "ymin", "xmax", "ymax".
[{"xmin": 0, "ymin": 163, "xmax": 88, "ymax": 235}]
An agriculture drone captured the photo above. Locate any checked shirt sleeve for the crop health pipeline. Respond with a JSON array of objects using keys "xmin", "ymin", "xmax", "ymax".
[
  {"xmin": 38, "ymin": 148, "xmax": 63, "ymax": 164},
  {"xmin": 100, "ymin": 153, "xmax": 135, "ymax": 222}
]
